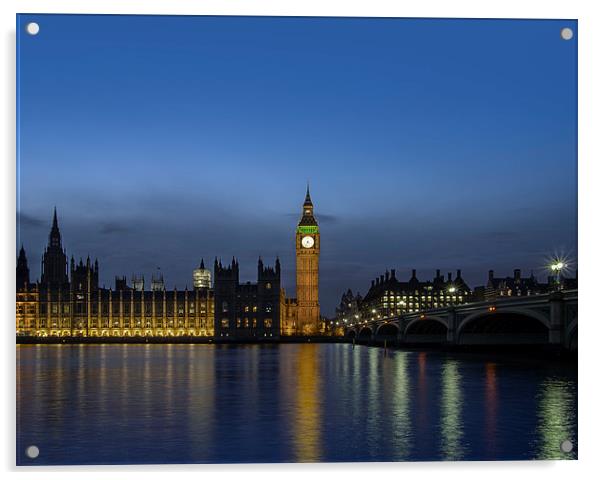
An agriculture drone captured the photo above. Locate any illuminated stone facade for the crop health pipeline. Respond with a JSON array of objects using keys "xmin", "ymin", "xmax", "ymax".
[
  {"xmin": 16, "ymin": 287, "xmax": 39, "ymax": 336},
  {"xmin": 33, "ymin": 285, "xmax": 214, "ymax": 338},
  {"xmin": 16, "ymin": 197, "xmax": 323, "ymax": 339},
  {"xmin": 357, "ymin": 269, "xmax": 472, "ymax": 324},
  {"xmin": 295, "ymin": 186, "xmax": 321, "ymax": 334},
  {"xmin": 16, "ymin": 210, "xmax": 214, "ymax": 338},
  {"xmin": 280, "ymin": 293, "xmax": 299, "ymax": 336}
]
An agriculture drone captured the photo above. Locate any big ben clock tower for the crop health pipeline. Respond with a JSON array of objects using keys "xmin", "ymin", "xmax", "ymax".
[{"xmin": 296, "ymin": 185, "xmax": 320, "ymax": 334}]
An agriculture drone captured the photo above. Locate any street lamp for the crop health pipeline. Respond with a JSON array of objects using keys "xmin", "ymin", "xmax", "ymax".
[{"xmin": 550, "ymin": 260, "xmax": 566, "ymax": 290}]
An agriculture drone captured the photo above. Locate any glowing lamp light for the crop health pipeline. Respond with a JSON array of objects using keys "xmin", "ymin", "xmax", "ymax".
[
  {"xmin": 420, "ymin": 314, "xmax": 426, "ymax": 319},
  {"xmin": 550, "ymin": 262, "xmax": 566, "ymax": 272},
  {"xmin": 448, "ymin": 286, "xmax": 457, "ymax": 293},
  {"xmin": 488, "ymin": 306, "xmax": 496, "ymax": 312}
]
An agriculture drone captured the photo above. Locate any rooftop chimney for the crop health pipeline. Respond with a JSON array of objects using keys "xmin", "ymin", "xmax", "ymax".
[
  {"xmin": 447, "ymin": 272, "xmax": 452, "ymax": 282},
  {"xmin": 489, "ymin": 270, "xmax": 494, "ymax": 280}
]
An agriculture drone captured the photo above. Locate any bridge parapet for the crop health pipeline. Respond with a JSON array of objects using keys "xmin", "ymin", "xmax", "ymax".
[{"xmin": 344, "ymin": 290, "xmax": 577, "ymax": 349}]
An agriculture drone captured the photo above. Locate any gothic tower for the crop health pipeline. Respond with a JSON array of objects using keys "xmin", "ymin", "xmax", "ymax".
[
  {"xmin": 296, "ymin": 185, "xmax": 320, "ymax": 334},
  {"xmin": 16, "ymin": 245, "xmax": 30, "ymax": 292},
  {"xmin": 40, "ymin": 208, "xmax": 69, "ymax": 289}
]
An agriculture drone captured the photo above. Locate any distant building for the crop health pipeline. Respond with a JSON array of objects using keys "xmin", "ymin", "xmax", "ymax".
[
  {"xmin": 193, "ymin": 259, "xmax": 212, "ymax": 288},
  {"xmin": 472, "ymin": 269, "xmax": 578, "ymax": 301},
  {"xmin": 213, "ymin": 257, "xmax": 281, "ymax": 338},
  {"xmin": 16, "ymin": 246, "xmax": 38, "ymax": 336},
  {"xmin": 334, "ymin": 289, "xmax": 362, "ymax": 326},
  {"xmin": 295, "ymin": 186, "xmax": 320, "ymax": 334},
  {"xmin": 131, "ymin": 275, "xmax": 145, "ymax": 292},
  {"xmin": 280, "ymin": 294, "xmax": 298, "ymax": 336},
  {"xmin": 17, "ymin": 187, "xmax": 330, "ymax": 339},
  {"xmin": 17, "ymin": 209, "xmax": 214, "ymax": 337},
  {"xmin": 16, "ymin": 245, "xmax": 30, "ymax": 292},
  {"xmin": 40, "ymin": 208, "xmax": 69, "ymax": 290},
  {"xmin": 481, "ymin": 269, "xmax": 542, "ymax": 300},
  {"xmin": 358, "ymin": 268, "xmax": 471, "ymax": 323},
  {"xmin": 151, "ymin": 273, "xmax": 165, "ymax": 292}
]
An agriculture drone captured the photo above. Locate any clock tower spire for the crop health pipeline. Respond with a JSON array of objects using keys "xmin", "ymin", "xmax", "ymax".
[{"xmin": 296, "ymin": 184, "xmax": 320, "ymax": 334}]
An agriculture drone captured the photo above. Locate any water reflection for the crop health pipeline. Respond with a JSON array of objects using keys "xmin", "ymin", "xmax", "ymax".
[
  {"xmin": 440, "ymin": 359, "xmax": 465, "ymax": 460},
  {"xmin": 16, "ymin": 344, "xmax": 577, "ymax": 465},
  {"xmin": 365, "ymin": 347, "xmax": 380, "ymax": 457},
  {"xmin": 389, "ymin": 351, "xmax": 412, "ymax": 459},
  {"xmin": 414, "ymin": 351, "xmax": 429, "ymax": 454},
  {"xmin": 187, "ymin": 344, "xmax": 215, "ymax": 460},
  {"xmin": 484, "ymin": 362, "xmax": 498, "ymax": 457},
  {"xmin": 537, "ymin": 378, "xmax": 577, "ymax": 459},
  {"xmin": 293, "ymin": 344, "xmax": 321, "ymax": 462}
]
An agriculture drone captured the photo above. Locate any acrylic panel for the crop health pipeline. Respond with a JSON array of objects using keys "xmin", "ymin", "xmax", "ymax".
[{"xmin": 16, "ymin": 14, "xmax": 578, "ymax": 465}]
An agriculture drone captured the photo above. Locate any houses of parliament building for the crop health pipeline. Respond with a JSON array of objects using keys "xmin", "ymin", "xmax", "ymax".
[{"xmin": 16, "ymin": 189, "xmax": 323, "ymax": 338}]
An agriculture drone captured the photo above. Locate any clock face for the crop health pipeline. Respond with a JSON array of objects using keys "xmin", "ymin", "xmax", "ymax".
[{"xmin": 301, "ymin": 235, "xmax": 315, "ymax": 248}]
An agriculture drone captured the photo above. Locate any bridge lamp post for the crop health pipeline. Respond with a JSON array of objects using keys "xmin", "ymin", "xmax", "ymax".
[{"xmin": 550, "ymin": 261, "xmax": 566, "ymax": 290}]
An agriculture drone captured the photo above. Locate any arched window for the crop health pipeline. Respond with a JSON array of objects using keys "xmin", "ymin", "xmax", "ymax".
[
  {"xmin": 222, "ymin": 301, "xmax": 229, "ymax": 313},
  {"xmin": 265, "ymin": 303, "xmax": 273, "ymax": 313}
]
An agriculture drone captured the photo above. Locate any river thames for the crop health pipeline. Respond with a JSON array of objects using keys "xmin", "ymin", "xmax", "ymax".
[{"xmin": 16, "ymin": 343, "xmax": 577, "ymax": 465}]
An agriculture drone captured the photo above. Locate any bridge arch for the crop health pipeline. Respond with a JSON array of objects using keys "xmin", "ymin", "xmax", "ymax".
[
  {"xmin": 404, "ymin": 316, "xmax": 448, "ymax": 344},
  {"xmin": 458, "ymin": 308, "xmax": 550, "ymax": 333},
  {"xmin": 404, "ymin": 315, "xmax": 448, "ymax": 335},
  {"xmin": 457, "ymin": 309, "xmax": 549, "ymax": 345},
  {"xmin": 346, "ymin": 329, "xmax": 357, "ymax": 340},
  {"xmin": 358, "ymin": 326, "xmax": 373, "ymax": 341},
  {"xmin": 375, "ymin": 322, "xmax": 400, "ymax": 337}
]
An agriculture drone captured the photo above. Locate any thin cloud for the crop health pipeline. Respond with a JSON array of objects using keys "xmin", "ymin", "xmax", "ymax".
[
  {"xmin": 17, "ymin": 212, "xmax": 46, "ymax": 229},
  {"xmin": 99, "ymin": 222, "xmax": 135, "ymax": 235}
]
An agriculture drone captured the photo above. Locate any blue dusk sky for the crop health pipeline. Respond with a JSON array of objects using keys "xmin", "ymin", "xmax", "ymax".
[{"xmin": 16, "ymin": 15, "xmax": 577, "ymax": 315}]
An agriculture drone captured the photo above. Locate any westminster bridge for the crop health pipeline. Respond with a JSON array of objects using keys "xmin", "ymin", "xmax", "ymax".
[{"xmin": 344, "ymin": 289, "xmax": 578, "ymax": 351}]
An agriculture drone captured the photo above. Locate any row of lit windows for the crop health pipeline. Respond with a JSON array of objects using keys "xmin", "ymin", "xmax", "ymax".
[
  {"xmin": 381, "ymin": 297, "xmax": 462, "ymax": 307},
  {"xmin": 16, "ymin": 306, "xmax": 36, "ymax": 314},
  {"xmin": 220, "ymin": 318, "xmax": 273, "ymax": 329},
  {"xmin": 29, "ymin": 330, "xmax": 215, "ymax": 338},
  {"xmin": 499, "ymin": 290, "xmax": 531, "ymax": 296},
  {"xmin": 43, "ymin": 304, "xmax": 212, "ymax": 315},
  {"xmin": 36, "ymin": 319, "xmax": 211, "ymax": 328},
  {"xmin": 381, "ymin": 295, "xmax": 465, "ymax": 302},
  {"xmin": 17, "ymin": 292, "xmax": 38, "ymax": 302},
  {"xmin": 37, "ymin": 317, "xmax": 212, "ymax": 324},
  {"xmin": 221, "ymin": 302, "xmax": 273, "ymax": 313}
]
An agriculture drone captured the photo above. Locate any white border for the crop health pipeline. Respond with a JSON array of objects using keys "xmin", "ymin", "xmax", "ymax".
[{"xmin": 2, "ymin": 1, "xmax": 601, "ymax": 478}]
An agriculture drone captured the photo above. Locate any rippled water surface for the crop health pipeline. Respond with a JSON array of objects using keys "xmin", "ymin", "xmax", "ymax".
[{"xmin": 16, "ymin": 344, "xmax": 577, "ymax": 464}]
